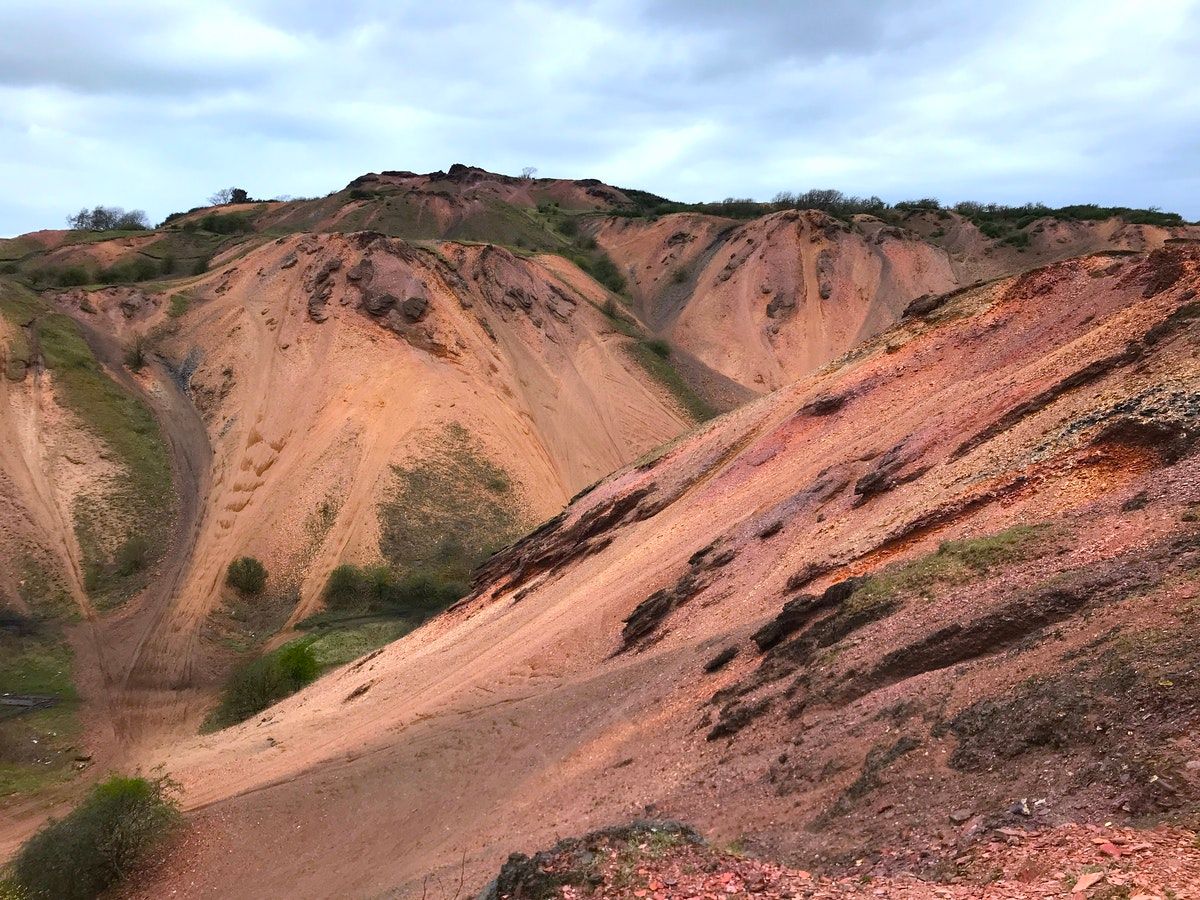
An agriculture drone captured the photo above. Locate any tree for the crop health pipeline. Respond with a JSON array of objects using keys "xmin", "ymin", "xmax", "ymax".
[
  {"xmin": 230, "ymin": 188, "xmax": 249, "ymax": 204},
  {"xmin": 521, "ymin": 167, "xmax": 537, "ymax": 181},
  {"xmin": 67, "ymin": 206, "xmax": 149, "ymax": 231},
  {"xmin": 208, "ymin": 187, "xmax": 234, "ymax": 205}
]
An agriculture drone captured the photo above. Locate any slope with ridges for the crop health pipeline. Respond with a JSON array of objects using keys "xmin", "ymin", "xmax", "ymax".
[{"xmin": 115, "ymin": 247, "xmax": 1200, "ymax": 897}]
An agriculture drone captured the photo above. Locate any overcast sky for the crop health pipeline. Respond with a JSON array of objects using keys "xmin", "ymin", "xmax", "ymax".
[{"xmin": 2, "ymin": 0, "xmax": 1198, "ymax": 236}]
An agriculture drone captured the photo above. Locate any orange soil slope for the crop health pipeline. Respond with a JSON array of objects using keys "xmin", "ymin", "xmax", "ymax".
[
  {"xmin": 125, "ymin": 248, "xmax": 1200, "ymax": 898},
  {"xmin": 596, "ymin": 210, "xmax": 1200, "ymax": 394},
  {"xmin": 39, "ymin": 232, "xmax": 693, "ymax": 754},
  {"xmin": 597, "ymin": 210, "xmax": 957, "ymax": 392}
]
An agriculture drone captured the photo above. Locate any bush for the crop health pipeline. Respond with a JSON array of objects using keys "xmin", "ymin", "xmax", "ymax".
[
  {"xmin": 226, "ymin": 556, "xmax": 267, "ymax": 595},
  {"xmin": 587, "ymin": 254, "xmax": 626, "ymax": 293},
  {"xmin": 323, "ymin": 564, "xmax": 466, "ymax": 616},
  {"xmin": 98, "ymin": 257, "xmax": 159, "ymax": 284},
  {"xmin": 196, "ymin": 212, "xmax": 252, "ymax": 235},
  {"xmin": 123, "ymin": 335, "xmax": 146, "ymax": 371},
  {"xmin": 3, "ymin": 776, "xmax": 179, "ymax": 900},
  {"xmin": 114, "ymin": 535, "xmax": 149, "ymax": 577},
  {"xmin": 644, "ymin": 338, "xmax": 671, "ymax": 358},
  {"xmin": 206, "ymin": 640, "xmax": 319, "ymax": 729}
]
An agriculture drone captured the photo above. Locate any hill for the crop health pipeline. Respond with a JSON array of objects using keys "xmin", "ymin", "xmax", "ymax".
[
  {"xmin": 2, "ymin": 168, "xmax": 1199, "ymax": 896},
  {"xmin": 111, "ymin": 246, "xmax": 1200, "ymax": 897}
]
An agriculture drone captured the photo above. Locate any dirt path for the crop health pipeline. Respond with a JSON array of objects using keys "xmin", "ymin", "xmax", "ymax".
[{"xmin": 64, "ymin": 314, "xmax": 214, "ymax": 751}]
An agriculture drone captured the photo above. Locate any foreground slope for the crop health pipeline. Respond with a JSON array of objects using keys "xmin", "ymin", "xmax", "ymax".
[{"xmin": 126, "ymin": 247, "xmax": 1200, "ymax": 897}]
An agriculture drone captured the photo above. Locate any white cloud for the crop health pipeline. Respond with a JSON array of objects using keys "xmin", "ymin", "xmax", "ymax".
[{"xmin": 1, "ymin": 0, "xmax": 1198, "ymax": 235}]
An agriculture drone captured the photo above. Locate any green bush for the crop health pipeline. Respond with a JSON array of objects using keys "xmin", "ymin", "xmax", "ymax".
[
  {"xmin": 588, "ymin": 254, "xmax": 626, "ymax": 293},
  {"xmin": 226, "ymin": 556, "xmax": 267, "ymax": 595},
  {"xmin": 206, "ymin": 640, "xmax": 319, "ymax": 729},
  {"xmin": 3, "ymin": 776, "xmax": 179, "ymax": 900},
  {"xmin": 123, "ymin": 335, "xmax": 146, "ymax": 371},
  {"xmin": 98, "ymin": 257, "xmax": 159, "ymax": 285},
  {"xmin": 323, "ymin": 564, "xmax": 466, "ymax": 616},
  {"xmin": 196, "ymin": 212, "xmax": 252, "ymax": 235},
  {"xmin": 644, "ymin": 338, "xmax": 671, "ymax": 359},
  {"xmin": 114, "ymin": 535, "xmax": 149, "ymax": 577}
]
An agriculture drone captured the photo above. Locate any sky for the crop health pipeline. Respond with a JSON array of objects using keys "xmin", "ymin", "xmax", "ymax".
[{"xmin": 2, "ymin": 0, "xmax": 1199, "ymax": 236}]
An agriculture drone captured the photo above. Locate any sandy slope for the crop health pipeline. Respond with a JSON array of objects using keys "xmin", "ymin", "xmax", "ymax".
[
  {"xmin": 596, "ymin": 210, "xmax": 1200, "ymax": 394},
  {"xmin": 30, "ymin": 233, "xmax": 693, "ymax": 757},
  {"xmin": 115, "ymin": 248, "xmax": 1200, "ymax": 897}
]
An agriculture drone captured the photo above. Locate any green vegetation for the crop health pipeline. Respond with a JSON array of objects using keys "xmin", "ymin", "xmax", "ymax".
[
  {"xmin": 226, "ymin": 557, "xmax": 267, "ymax": 595},
  {"xmin": 2, "ymin": 776, "xmax": 179, "ymax": 900},
  {"xmin": 183, "ymin": 211, "xmax": 254, "ymax": 235},
  {"xmin": 0, "ymin": 283, "xmax": 172, "ymax": 609},
  {"xmin": 321, "ymin": 564, "xmax": 465, "ymax": 617},
  {"xmin": 123, "ymin": 333, "xmax": 146, "ymax": 371},
  {"xmin": 555, "ymin": 244, "xmax": 626, "ymax": 293},
  {"xmin": 378, "ymin": 423, "xmax": 525, "ymax": 582},
  {"xmin": 305, "ymin": 620, "xmax": 413, "ymax": 670},
  {"xmin": 626, "ymin": 338, "xmax": 715, "ymax": 422},
  {"xmin": 0, "ymin": 623, "xmax": 79, "ymax": 799},
  {"xmin": 203, "ymin": 640, "xmax": 320, "ymax": 730},
  {"xmin": 167, "ymin": 293, "xmax": 190, "ymax": 318},
  {"xmin": 847, "ymin": 523, "xmax": 1057, "ymax": 615},
  {"xmin": 610, "ymin": 186, "xmax": 1191, "ymax": 228}
]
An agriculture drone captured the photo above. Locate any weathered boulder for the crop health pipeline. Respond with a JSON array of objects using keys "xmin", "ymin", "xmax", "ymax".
[{"xmin": 401, "ymin": 295, "xmax": 428, "ymax": 322}]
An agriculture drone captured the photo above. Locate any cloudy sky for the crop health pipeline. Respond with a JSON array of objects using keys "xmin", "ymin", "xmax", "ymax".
[{"xmin": 2, "ymin": 0, "xmax": 1198, "ymax": 236}]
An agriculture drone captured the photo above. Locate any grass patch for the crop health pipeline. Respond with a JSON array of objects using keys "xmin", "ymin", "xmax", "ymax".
[
  {"xmin": 0, "ymin": 627, "xmax": 80, "ymax": 800},
  {"xmin": 0, "ymin": 284, "xmax": 172, "ymax": 609},
  {"xmin": 1, "ymin": 775, "xmax": 179, "ymax": 900},
  {"xmin": 167, "ymin": 293, "xmax": 189, "ymax": 318},
  {"xmin": 305, "ymin": 620, "xmax": 414, "ymax": 669},
  {"xmin": 626, "ymin": 339, "xmax": 716, "ymax": 422},
  {"xmin": 379, "ymin": 423, "xmax": 526, "ymax": 582},
  {"xmin": 847, "ymin": 523, "xmax": 1056, "ymax": 614}
]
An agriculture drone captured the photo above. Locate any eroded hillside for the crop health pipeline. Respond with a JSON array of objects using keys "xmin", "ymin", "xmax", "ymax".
[{"xmin": 115, "ymin": 247, "xmax": 1200, "ymax": 897}]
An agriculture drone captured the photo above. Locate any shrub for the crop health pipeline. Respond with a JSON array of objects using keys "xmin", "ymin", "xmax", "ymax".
[
  {"xmin": 123, "ymin": 335, "xmax": 146, "ymax": 371},
  {"xmin": 323, "ymin": 564, "xmax": 466, "ymax": 616},
  {"xmin": 644, "ymin": 338, "xmax": 671, "ymax": 358},
  {"xmin": 206, "ymin": 640, "xmax": 319, "ymax": 728},
  {"xmin": 196, "ymin": 212, "xmax": 252, "ymax": 235},
  {"xmin": 556, "ymin": 217, "xmax": 579, "ymax": 237},
  {"xmin": 324, "ymin": 563, "xmax": 366, "ymax": 608},
  {"xmin": 98, "ymin": 257, "xmax": 159, "ymax": 284},
  {"xmin": 670, "ymin": 267, "xmax": 688, "ymax": 284},
  {"xmin": 167, "ymin": 293, "xmax": 189, "ymax": 318},
  {"xmin": 588, "ymin": 254, "xmax": 626, "ymax": 293},
  {"xmin": 114, "ymin": 535, "xmax": 150, "ymax": 577},
  {"xmin": 55, "ymin": 266, "xmax": 90, "ymax": 288},
  {"xmin": 226, "ymin": 556, "xmax": 267, "ymax": 595},
  {"xmin": 3, "ymin": 776, "xmax": 179, "ymax": 900}
]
